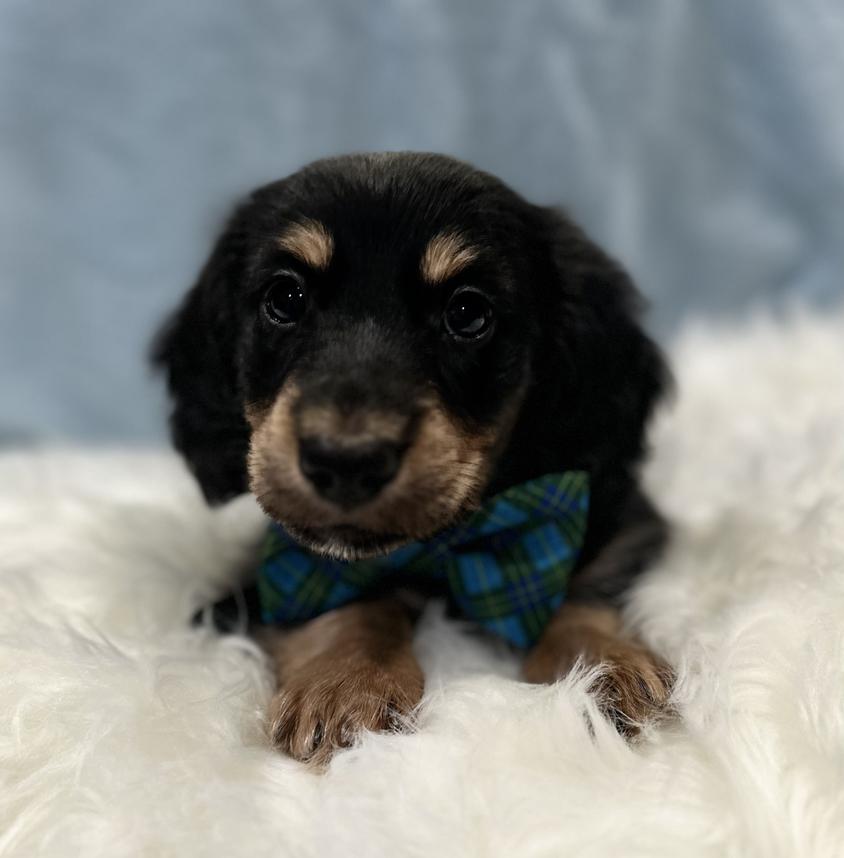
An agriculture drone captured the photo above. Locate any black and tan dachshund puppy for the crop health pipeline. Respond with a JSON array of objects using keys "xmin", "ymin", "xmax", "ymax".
[{"xmin": 154, "ymin": 152, "xmax": 672, "ymax": 764}]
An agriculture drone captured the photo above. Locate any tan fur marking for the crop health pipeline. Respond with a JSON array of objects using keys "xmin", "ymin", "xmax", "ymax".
[
  {"xmin": 523, "ymin": 603, "xmax": 674, "ymax": 733},
  {"xmin": 244, "ymin": 400, "xmax": 272, "ymax": 430},
  {"xmin": 298, "ymin": 405, "xmax": 408, "ymax": 446},
  {"xmin": 277, "ymin": 219, "xmax": 334, "ymax": 270},
  {"xmin": 420, "ymin": 232, "xmax": 478, "ymax": 285},
  {"xmin": 247, "ymin": 380, "xmax": 504, "ymax": 558},
  {"xmin": 261, "ymin": 597, "xmax": 423, "ymax": 766}
]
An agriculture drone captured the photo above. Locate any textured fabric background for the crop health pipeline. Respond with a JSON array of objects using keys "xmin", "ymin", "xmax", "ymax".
[{"xmin": 2, "ymin": 0, "xmax": 843, "ymax": 441}]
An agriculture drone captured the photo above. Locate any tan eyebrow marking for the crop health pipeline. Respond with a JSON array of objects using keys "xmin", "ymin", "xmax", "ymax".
[
  {"xmin": 276, "ymin": 219, "xmax": 334, "ymax": 270},
  {"xmin": 420, "ymin": 232, "xmax": 479, "ymax": 285}
]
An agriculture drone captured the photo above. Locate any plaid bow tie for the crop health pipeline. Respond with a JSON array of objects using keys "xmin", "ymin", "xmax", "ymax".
[{"xmin": 255, "ymin": 471, "xmax": 590, "ymax": 648}]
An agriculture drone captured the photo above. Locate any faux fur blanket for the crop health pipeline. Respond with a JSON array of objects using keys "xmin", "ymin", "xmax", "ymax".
[{"xmin": 2, "ymin": 307, "xmax": 843, "ymax": 857}]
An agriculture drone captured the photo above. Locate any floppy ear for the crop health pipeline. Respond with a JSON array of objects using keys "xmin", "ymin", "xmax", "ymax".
[
  {"xmin": 529, "ymin": 206, "xmax": 670, "ymax": 479},
  {"xmin": 152, "ymin": 227, "xmax": 251, "ymax": 504}
]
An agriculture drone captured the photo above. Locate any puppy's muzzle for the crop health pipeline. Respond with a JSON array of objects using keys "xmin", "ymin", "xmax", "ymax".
[{"xmin": 298, "ymin": 435, "xmax": 404, "ymax": 508}]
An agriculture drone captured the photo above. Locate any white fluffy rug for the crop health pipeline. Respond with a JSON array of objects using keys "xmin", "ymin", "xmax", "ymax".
[{"xmin": 2, "ymin": 307, "xmax": 844, "ymax": 857}]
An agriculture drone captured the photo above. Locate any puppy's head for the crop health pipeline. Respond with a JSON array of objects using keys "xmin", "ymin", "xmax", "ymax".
[{"xmin": 154, "ymin": 153, "xmax": 666, "ymax": 559}]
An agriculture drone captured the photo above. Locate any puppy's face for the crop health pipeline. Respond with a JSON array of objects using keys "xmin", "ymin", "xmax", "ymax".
[
  {"xmin": 155, "ymin": 153, "xmax": 665, "ymax": 559},
  {"xmin": 239, "ymin": 156, "xmax": 536, "ymax": 558}
]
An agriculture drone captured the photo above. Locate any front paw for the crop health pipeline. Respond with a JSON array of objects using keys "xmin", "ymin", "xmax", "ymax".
[
  {"xmin": 268, "ymin": 655, "xmax": 424, "ymax": 765},
  {"xmin": 585, "ymin": 645, "xmax": 674, "ymax": 733},
  {"xmin": 524, "ymin": 638, "xmax": 674, "ymax": 734}
]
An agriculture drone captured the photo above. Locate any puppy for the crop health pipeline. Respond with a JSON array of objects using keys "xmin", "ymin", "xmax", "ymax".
[{"xmin": 154, "ymin": 152, "xmax": 672, "ymax": 765}]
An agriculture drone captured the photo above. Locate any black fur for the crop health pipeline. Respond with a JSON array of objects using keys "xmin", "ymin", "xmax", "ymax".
[{"xmin": 153, "ymin": 152, "xmax": 669, "ymax": 597}]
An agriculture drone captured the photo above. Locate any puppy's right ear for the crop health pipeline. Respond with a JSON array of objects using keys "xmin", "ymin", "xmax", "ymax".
[{"xmin": 152, "ymin": 226, "xmax": 251, "ymax": 505}]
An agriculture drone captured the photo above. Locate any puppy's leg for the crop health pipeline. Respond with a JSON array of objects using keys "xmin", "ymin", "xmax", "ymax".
[
  {"xmin": 262, "ymin": 596, "xmax": 424, "ymax": 765},
  {"xmin": 523, "ymin": 494, "xmax": 673, "ymax": 732}
]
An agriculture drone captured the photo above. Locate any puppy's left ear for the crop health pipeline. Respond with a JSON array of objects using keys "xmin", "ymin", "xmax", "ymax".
[
  {"xmin": 151, "ymin": 224, "xmax": 251, "ymax": 504},
  {"xmin": 530, "ymin": 206, "xmax": 670, "ymax": 477}
]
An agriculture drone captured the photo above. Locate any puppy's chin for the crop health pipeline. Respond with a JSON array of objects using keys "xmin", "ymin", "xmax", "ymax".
[{"xmin": 281, "ymin": 522, "xmax": 423, "ymax": 562}]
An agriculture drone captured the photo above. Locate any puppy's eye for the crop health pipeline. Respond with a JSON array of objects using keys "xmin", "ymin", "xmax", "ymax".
[
  {"xmin": 443, "ymin": 287, "xmax": 495, "ymax": 341},
  {"xmin": 263, "ymin": 270, "xmax": 307, "ymax": 325}
]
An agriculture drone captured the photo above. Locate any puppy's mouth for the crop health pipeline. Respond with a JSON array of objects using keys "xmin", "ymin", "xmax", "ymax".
[{"xmin": 284, "ymin": 523, "xmax": 415, "ymax": 561}]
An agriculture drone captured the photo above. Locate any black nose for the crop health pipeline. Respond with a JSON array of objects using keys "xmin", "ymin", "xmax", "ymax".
[{"xmin": 298, "ymin": 437, "xmax": 403, "ymax": 508}]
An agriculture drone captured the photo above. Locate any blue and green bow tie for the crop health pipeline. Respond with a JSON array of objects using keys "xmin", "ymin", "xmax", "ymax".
[{"xmin": 256, "ymin": 471, "xmax": 590, "ymax": 648}]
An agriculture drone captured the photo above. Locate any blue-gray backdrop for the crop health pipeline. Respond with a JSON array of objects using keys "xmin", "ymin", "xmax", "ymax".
[{"xmin": 2, "ymin": 0, "xmax": 843, "ymax": 443}]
